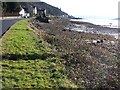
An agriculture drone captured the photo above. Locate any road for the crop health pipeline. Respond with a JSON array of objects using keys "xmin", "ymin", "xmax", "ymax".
[{"xmin": 0, "ymin": 18, "xmax": 23, "ymax": 37}]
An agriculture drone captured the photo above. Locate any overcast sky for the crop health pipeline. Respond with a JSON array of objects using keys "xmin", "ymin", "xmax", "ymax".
[{"xmin": 42, "ymin": 0, "xmax": 119, "ymax": 19}]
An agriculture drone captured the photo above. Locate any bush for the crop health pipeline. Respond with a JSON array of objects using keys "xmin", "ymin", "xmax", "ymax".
[
  {"xmin": 36, "ymin": 16, "xmax": 49, "ymax": 23},
  {"xmin": 44, "ymin": 35, "xmax": 58, "ymax": 45}
]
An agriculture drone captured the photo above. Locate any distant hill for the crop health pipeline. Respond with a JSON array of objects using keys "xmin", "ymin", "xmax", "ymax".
[
  {"xmin": 3, "ymin": 2, "xmax": 85, "ymax": 19},
  {"xmin": 20, "ymin": 2, "xmax": 68, "ymax": 16},
  {"xmin": 113, "ymin": 18, "xmax": 120, "ymax": 20}
]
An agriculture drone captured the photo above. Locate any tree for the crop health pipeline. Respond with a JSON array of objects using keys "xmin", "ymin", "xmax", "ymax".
[
  {"xmin": 3, "ymin": 2, "xmax": 20, "ymax": 12},
  {"xmin": 2, "ymin": 2, "xmax": 7, "ymax": 12}
]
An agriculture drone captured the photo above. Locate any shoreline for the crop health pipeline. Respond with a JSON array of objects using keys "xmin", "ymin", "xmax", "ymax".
[
  {"xmin": 31, "ymin": 17, "xmax": 119, "ymax": 88},
  {"xmin": 69, "ymin": 20, "xmax": 119, "ymax": 39},
  {"xmin": 70, "ymin": 18, "xmax": 118, "ymax": 28}
]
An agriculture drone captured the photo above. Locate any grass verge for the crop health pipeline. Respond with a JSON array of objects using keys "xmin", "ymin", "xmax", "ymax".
[{"xmin": 1, "ymin": 19, "xmax": 78, "ymax": 88}]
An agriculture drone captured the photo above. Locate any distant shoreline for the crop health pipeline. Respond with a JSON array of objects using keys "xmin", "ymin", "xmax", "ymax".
[
  {"xmin": 68, "ymin": 19, "xmax": 119, "ymax": 39},
  {"xmin": 70, "ymin": 18, "xmax": 118, "ymax": 28}
]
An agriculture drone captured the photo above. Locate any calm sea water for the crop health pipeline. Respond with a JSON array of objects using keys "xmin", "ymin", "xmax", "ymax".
[{"xmin": 71, "ymin": 18, "xmax": 118, "ymax": 28}]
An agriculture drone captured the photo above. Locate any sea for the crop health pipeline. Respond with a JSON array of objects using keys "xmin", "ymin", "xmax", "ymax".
[
  {"xmin": 71, "ymin": 18, "xmax": 118, "ymax": 28},
  {"xmin": 70, "ymin": 18, "xmax": 119, "ymax": 39}
]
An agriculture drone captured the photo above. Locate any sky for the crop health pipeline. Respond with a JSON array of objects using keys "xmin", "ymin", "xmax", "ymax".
[{"xmin": 41, "ymin": 0, "xmax": 119, "ymax": 19}]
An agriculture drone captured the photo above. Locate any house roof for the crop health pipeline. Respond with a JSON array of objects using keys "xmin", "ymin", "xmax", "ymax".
[{"xmin": 23, "ymin": 7, "xmax": 29, "ymax": 13}]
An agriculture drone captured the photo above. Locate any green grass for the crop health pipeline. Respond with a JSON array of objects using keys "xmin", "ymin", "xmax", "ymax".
[
  {"xmin": 1, "ymin": 19, "xmax": 77, "ymax": 88},
  {"xmin": 2, "ymin": 20, "xmax": 49, "ymax": 55}
]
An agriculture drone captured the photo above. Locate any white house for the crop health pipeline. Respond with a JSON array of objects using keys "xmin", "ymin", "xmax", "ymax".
[
  {"xmin": 19, "ymin": 8, "xmax": 25, "ymax": 17},
  {"xmin": 19, "ymin": 8, "xmax": 30, "ymax": 18},
  {"xmin": 33, "ymin": 6, "xmax": 37, "ymax": 15}
]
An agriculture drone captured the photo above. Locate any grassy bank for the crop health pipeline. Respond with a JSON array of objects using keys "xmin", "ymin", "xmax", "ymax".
[{"xmin": 1, "ymin": 19, "xmax": 78, "ymax": 88}]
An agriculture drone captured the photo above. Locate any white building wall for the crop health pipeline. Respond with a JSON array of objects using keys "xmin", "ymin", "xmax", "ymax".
[
  {"xmin": 19, "ymin": 8, "xmax": 25, "ymax": 17},
  {"xmin": 33, "ymin": 7, "xmax": 37, "ymax": 15}
]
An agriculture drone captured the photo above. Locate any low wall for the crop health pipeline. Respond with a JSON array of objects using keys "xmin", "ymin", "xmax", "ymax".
[{"xmin": 2, "ymin": 13, "xmax": 19, "ymax": 17}]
